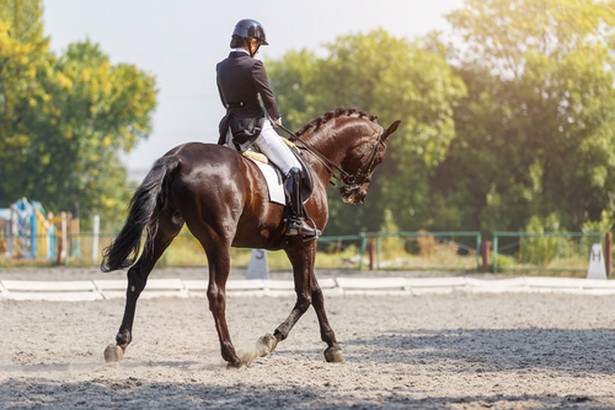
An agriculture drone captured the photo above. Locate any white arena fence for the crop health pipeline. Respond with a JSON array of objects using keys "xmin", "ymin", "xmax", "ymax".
[{"xmin": 2, "ymin": 276, "xmax": 615, "ymax": 302}]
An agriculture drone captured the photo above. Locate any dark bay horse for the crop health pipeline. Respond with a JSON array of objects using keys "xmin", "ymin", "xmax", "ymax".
[{"xmin": 101, "ymin": 107, "xmax": 400, "ymax": 368}]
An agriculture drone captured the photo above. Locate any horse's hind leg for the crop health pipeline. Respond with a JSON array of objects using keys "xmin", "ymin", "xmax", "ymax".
[
  {"xmin": 104, "ymin": 210, "xmax": 183, "ymax": 363},
  {"xmin": 202, "ymin": 242, "xmax": 244, "ymax": 368}
]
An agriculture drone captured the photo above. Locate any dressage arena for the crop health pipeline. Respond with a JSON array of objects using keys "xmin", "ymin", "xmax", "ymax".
[{"xmin": 1, "ymin": 268, "xmax": 615, "ymax": 409}]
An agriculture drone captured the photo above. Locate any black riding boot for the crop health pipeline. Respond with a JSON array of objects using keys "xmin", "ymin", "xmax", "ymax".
[{"xmin": 284, "ymin": 167, "xmax": 318, "ymax": 238}]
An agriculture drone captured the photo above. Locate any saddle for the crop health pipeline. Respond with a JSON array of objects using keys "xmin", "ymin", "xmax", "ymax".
[{"xmin": 230, "ymin": 137, "xmax": 314, "ymax": 204}]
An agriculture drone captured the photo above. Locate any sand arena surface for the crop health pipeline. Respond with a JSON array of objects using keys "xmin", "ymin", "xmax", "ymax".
[{"xmin": 1, "ymin": 268, "xmax": 615, "ymax": 409}]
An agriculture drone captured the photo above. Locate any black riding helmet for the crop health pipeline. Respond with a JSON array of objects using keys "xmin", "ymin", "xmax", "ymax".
[{"xmin": 232, "ymin": 19, "xmax": 268, "ymax": 46}]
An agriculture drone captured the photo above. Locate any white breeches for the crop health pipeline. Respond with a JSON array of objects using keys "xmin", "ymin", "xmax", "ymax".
[{"xmin": 253, "ymin": 119, "xmax": 301, "ymax": 175}]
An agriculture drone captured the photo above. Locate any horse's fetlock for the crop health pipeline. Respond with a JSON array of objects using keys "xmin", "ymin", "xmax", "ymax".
[
  {"xmin": 220, "ymin": 342, "xmax": 238, "ymax": 363},
  {"xmin": 116, "ymin": 329, "xmax": 132, "ymax": 347},
  {"xmin": 274, "ymin": 328, "xmax": 289, "ymax": 341}
]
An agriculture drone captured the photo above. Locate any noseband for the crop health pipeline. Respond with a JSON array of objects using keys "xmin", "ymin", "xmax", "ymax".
[{"xmin": 278, "ymin": 123, "xmax": 385, "ymax": 193}]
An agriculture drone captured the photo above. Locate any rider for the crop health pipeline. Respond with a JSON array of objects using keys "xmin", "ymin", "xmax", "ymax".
[{"xmin": 216, "ymin": 19, "xmax": 318, "ymax": 238}]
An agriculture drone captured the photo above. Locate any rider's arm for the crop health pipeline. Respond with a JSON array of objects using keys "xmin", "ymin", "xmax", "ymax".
[{"xmin": 251, "ymin": 60, "xmax": 281, "ymax": 122}]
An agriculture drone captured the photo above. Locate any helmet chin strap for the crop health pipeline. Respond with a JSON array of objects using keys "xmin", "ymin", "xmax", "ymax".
[{"xmin": 248, "ymin": 39, "xmax": 261, "ymax": 58}]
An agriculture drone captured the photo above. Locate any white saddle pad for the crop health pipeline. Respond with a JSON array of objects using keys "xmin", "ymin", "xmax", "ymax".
[{"xmin": 248, "ymin": 158, "xmax": 286, "ymax": 205}]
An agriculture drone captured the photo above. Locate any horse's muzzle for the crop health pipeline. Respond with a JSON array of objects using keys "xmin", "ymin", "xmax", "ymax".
[
  {"xmin": 340, "ymin": 186, "xmax": 367, "ymax": 205},
  {"xmin": 353, "ymin": 190, "xmax": 367, "ymax": 204}
]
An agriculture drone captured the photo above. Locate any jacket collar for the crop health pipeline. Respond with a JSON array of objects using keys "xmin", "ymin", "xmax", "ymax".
[{"xmin": 229, "ymin": 49, "xmax": 250, "ymax": 58}]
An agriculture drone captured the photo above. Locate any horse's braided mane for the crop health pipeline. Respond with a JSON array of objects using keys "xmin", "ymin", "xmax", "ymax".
[{"xmin": 294, "ymin": 107, "xmax": 378, "ymax": 138}]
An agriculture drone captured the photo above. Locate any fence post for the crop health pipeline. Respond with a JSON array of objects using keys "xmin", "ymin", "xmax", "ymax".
[
  {"xmin": 6, "ymin": 205, "xmax": 17, "ymax": 258},
  {"xmin": 376, "ymin": 233, "xmax": 381, "ymax": 269},
  {"xmin": 3, "ymin": 219, "xmax": 10, "ymax": 259},
  {"xmin": 92, "ymin": 215, "xmax": 100, "ymax": 264},
  {"xmin": 476, "ymin": 233, "xmax": 482, "ymax": 271},
  {"xmin": 47, "ymin": 212, "xmax": 55, "ymax": 261},
  {"xmin": 481, "ymin": 240, "xmax": 490, "ymax": 273},
  {"xmin": 56, "ymin": 211, "xmax": 67, "ymax": 265},
  {"xmin": 31, "ymin": 212, "xmax": 37, "ymax": 258},
  {"xmin": 492, "ymin": 234, "xmax": 499, "ymax": 272},
  {"xmin": 367, "ymin": 240, "xmax": 374, "ymax": 270},
  {"xmin": 359, "ymin": 233, "xmax": 367, "ymax": 270},
  {"xmin": 70, "ymin": 204, "xmax": 82, "ymax": 258},
  {"xmin": 606, "ymin": 232, "xmax": 612, "ymax": 277}
]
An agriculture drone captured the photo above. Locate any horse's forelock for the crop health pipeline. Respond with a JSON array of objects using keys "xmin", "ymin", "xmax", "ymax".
[{"xmin": 295, "ymin": 107, "xmax": 378, "ymax": 138}]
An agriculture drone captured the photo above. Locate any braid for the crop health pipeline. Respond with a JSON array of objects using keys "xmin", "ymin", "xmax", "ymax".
[{"xmin": 295, "ymin": 108, "xmax": 378, "ymax": 137}]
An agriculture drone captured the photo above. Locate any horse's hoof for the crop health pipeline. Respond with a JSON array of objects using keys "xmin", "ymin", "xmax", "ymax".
[
  {"xmin": 256, "ymin": 333, "xmax": 278, "ymax": 357},
  {"xmin": 104, "ymin": 344, "xmax": 124, "ymax": 363},
  {"xmin": 226, "ymin": 360, "xmax": 245, "ymax": 370},
  {"xmin": 324, "ymin": 346, "xmax": 344, "ymax": 363}
]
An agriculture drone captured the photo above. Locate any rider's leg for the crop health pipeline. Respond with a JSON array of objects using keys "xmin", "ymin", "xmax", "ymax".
[
  {"xmin": 253, "ymin": 120, "xmax": 300, "ymax": 174},
  {"xmin": 253, "ymin": 121, "xmax": 318, "ymax": 237},
  {"xmin": 283, "ymin": 167, "xmax": 318, "ymax": 237}
]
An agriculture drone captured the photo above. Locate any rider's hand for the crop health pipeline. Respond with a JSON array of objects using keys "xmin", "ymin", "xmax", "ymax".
[{"xmin": 272, "ymin": 117, "xmax": 282, "ymax": 129}]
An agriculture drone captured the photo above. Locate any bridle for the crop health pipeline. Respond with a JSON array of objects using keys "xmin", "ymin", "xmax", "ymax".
[
  {"xmin": 344, "ymin": 130, "xmax": 386, "ymax": 186},
  {"xmin": 277, "ymin": 123, "xmax": 386, "ymax": 193}
]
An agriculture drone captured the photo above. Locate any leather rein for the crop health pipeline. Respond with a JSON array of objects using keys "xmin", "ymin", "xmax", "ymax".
[{"xmin": 277, "ymin": 123, "xmax": 385, "ymax": 191}]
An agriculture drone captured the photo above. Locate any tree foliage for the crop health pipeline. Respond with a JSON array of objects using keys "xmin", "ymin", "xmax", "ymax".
[
  {"xmin": 269, "ymin": 0, "xmax": 615, "ymax": 236},
  {"xmin": 441, "ymin": 0, "xmax": 615, "ymax": 232},
  {"xmin": 268, "ymin": 30, "xmax": 466, "ymax": 234},
  {"xmin": 0, "ymin": 0, "xmax": 156, "ymax": 224}
]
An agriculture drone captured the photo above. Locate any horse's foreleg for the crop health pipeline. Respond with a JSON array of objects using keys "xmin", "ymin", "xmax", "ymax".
[
  {"xmin": 256, "ymin": 241, "xmax": 317, "ymax": 360},
  {"xmin": 267, "ymin": 240, "xmax": 343, "ymax": 363},
  {"xmin": 272, "ymin": 288, "xmax": 312, "ymax": 342},
  {"xmin": 310, "ymin": 277, "xmax": 343, "ymax": 362}
]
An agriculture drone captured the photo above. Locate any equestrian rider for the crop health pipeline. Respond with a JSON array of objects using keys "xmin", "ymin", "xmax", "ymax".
[{"xmin": 216, "ymin": 19, "xmax": 318, "ymax": 238}]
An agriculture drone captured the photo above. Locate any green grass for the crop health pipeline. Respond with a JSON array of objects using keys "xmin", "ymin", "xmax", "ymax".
[{"xmin": 1, "ymin": 231, "xmax": 608, "ymax": 277}]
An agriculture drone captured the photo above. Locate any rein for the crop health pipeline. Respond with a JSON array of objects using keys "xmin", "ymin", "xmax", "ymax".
[{"xmin": 277, "ymin": 122, "xmax": 384, "ymax": 190}]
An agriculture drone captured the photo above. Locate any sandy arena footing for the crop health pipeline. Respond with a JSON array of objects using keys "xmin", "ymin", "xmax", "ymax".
[{"xmin": 1, "ymin": 268, "xmax": 615, "ymax": 408}]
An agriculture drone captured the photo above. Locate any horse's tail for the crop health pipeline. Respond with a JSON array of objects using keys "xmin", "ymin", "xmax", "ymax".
[{"xmin": 101, "ymin": 155, "xmax": 180, "ymax": 272}]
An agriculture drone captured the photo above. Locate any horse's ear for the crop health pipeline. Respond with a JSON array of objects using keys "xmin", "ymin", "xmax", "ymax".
[{"xmin": 381, "ymin": 120, "xmax": 401, "ymax": 142}]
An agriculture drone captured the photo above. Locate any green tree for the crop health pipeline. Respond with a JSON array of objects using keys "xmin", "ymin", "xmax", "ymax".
[
  {"xmin": 268, "ymin": 30, "xmax": 466, "ymax": 234},
  {"xmin": 0, "ymin": 0, "xmax": 43, "ymax": 43},
  {"xmin": 267, "ymin": 49, "xmax": 322, "ymax": 131},
  {"xmin": 440, "ymin": 0, "xmax": 615, "ymax": 232},
  {"xmin": 0, "ymin": 0, "xmax": 157, "ymax": 224}
]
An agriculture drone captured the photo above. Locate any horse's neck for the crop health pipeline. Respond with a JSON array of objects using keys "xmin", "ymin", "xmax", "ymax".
[{"xmin": 304, "ymin": 127, "xmax": 355, "ymax": 167}]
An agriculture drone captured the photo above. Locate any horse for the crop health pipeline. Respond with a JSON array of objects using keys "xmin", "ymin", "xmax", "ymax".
[{"xmin": 101, "ymin": 107, "xmax": 400, "ymax": 368}]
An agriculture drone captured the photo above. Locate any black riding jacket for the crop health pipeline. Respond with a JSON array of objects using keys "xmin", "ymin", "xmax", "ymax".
[{"xmin": 216, "ymin": 50, "xmax": 281, "ymax": 146}]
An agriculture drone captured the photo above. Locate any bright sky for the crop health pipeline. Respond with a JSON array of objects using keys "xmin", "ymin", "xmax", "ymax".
[{"xmin": 42, "ymin": 0, "xmax": 465, "ymax": 179}]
